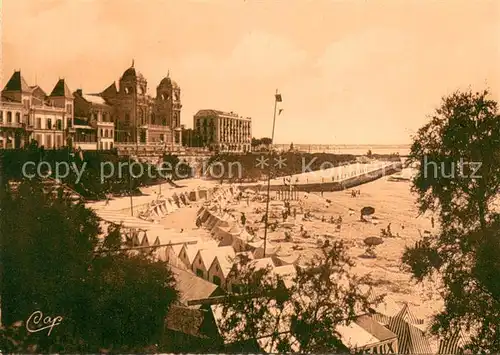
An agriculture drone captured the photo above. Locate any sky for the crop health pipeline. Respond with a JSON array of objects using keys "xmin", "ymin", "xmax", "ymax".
[{"xmin": 1, "ymin": 0, "xmax": 499, "ymax": 144}]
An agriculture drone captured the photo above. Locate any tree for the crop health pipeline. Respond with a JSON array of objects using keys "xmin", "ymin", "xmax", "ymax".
[
  {"xmin": 402, "ymin": 89, "xmax": 500, "ymax": 352},
  {"xmin": 260, "ymin": 137, "xmax": 272, "ymax": 146},
  {"xmin": 162, "ymin": 153, "xmax": 192, "ymax": 180},
  {"xmin": 251, "ymin": 137, "xmax": 261, "ymax": 147},
  {"xmin": 0, "ymin": 179, "xmax": 179, "ymax": 352},
  {"xmin": 217, "ymin": 242, "xmax": 381, "ymax": 353},
  {"xmin": 289, "ymin": 142, "xmax": 294, "ymax": 151}
]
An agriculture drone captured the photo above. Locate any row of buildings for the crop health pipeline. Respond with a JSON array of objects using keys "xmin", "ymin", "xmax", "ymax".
[{"xmin": 0, "ymin": 63, "xmax": 252, "ymax": 153}]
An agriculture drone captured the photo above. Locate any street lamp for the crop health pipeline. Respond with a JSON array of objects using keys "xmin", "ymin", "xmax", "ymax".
[{"xmin": 262, "ymin": 89, "xmax": 282, "ymax": 258}]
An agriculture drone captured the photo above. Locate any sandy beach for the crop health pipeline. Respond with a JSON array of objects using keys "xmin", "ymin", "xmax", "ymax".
[{"xmin": 158, "ymin": 170, "xmax": 443, "ymax": 329}]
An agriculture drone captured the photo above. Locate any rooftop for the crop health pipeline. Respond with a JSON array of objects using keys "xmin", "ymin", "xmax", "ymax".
[
  {"xmin": 199, "ymin": 246, "xmax": 235, "ymax": 271},
  {"xmin": 3, "ymin": 71, "xmax": 31, "ymax": 92},
  {"xmin": 50, "ymin": 79, "xmax": 73, "ymax": 98},
  {"xmin": 165, "ymin": 305, "xmax": 209, "ymax": 338},
  {"xmin": 82, "ymin": 93, "xmax": 108, "ymax": 106},
  {"xmin": 170, "ymin": 265, "xmax": 221, "ymax": 307},
  {"xmin": 195, "ymin": 109, "xmax": 251, "ymax": 120}
]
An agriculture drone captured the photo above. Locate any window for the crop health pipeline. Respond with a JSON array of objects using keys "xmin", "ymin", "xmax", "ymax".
[
  {"xmin": 67, "ymin": 118, "xmax": 72, "ymax": 128},
  {"xmin": 0, "ymin": 111, "xmax": 3, "ymax": 123},
  {"xmin": 23, "ymin": 99, "xmax": 30, "ymax": 109},
  {"xmin": 100, "ymin": 129, "xmax": 103, "ymax": 137},
  {"xmin": 213, "ymin": 275, "xmax": 221, "ymax": 286},
  {"xmin": 196, "ymin": 269, "xmax": 204, "ymax": 278},
  {"xmin": 37, "ymin": 117, "xmax": 42, "ymax": 129},
  {"xmin": 15, "ymin": 112, "xmax": 21, "ymax": 123},
  {"xmin": 47, "ymin": 118, "xmax": 52, "ymax": 130},
  {"xmin": 7, "ymin": 112, "xmax": 12, "ymax": 123},
  {"xmin": 57, "ymin": 120, "xmax": 62, "ymax": 130},
  {"xmin": 66, "ymin": 104, "xmax": 72, "ymax": 114},
  {"xmin": 46, "ymin": 135, "xmax": 52, "ymax": 148},
  {"xmin": 100, "ymin": 142, "xmax": 103, "ymax": 150}
]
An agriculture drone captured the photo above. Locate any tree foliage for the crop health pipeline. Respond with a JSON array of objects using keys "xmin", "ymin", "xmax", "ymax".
[
  {"xmin": 403, "ymin": 89, "xmax": 500, "ymax": 351},
  {"xmin": 0, "ymin": 147, "xmax": 189, "ymax": 200},
  {"xmin": 218, "ymin": 242, "xmax": 381, "ymax": 353},
  {"xmin": 0, "ymin": 179, "xmax": 179, "ymax": 353}
]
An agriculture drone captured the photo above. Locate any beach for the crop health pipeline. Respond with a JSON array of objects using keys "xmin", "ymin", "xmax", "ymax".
[{"xmin": 157, "ymin": 170, "xmax": 442, "ymax": 326}]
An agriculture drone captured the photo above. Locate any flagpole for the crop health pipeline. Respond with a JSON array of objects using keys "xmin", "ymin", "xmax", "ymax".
[{"xmin": 263, "ymin": 89, "xmax": 281, "ymax": 258}]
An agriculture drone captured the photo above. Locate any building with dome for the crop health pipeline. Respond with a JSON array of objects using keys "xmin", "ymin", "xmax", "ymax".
[{"xmin": 74, "ymin": 61, "xmax": 183, "ymax": 149}]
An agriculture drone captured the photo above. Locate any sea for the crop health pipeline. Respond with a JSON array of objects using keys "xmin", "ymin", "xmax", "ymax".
[{"xmin": 272, "ymin": 144, "xmax": 411, "ymax": 156}]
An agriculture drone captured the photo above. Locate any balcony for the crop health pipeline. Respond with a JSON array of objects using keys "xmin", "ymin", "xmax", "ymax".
[
  {"xmin": 0, "ymin": 121, "xmax": 28, "ymax": 129},
  {"xmin": 97, "ymin": 121, "xmax": 114, "ymax": 127}
]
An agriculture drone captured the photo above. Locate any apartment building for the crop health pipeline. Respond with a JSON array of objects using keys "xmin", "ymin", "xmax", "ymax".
[
  {"xmin": 1, "ymin": 71, "xmax": 74, "ymax": 149},
  {"xmin": 193, "ymin": 109, "xmax": 251, "ymax": 153}
]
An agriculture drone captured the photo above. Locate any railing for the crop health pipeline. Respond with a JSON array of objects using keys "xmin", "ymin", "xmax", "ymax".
[{"xmin": 0, "ymin": 121, "xmax": 25, "ymax": 128}]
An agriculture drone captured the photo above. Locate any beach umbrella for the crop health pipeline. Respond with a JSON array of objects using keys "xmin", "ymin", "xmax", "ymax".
[
  {"xmin": 364, "ymin": 236, "xmax": 384, "ymax": 247},
  {"xmin": 361, "ymin": 206, "xmax": 375, "ymax": 216}
]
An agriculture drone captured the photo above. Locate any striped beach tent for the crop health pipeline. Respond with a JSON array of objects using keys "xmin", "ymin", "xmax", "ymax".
[
  {"xmin": 438, "ymin": 330, "xmax": 468, "ymax": 354},
  {"xmin": 387, "ymin": 303, "xmax": 432, "ymax": 354}
]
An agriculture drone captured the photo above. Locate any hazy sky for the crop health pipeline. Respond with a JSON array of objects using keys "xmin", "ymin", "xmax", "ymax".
[{"xmin": 1, "ymin": 0, "xmax": 499, "ymax": 144}]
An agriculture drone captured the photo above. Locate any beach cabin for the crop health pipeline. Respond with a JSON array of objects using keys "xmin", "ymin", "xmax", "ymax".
[
  {"xmin": 192, "ymin": 246, "xmax": 235, "ymax": 281},
  {"xmin": 207, "ymin": 253, "xmax": 236, "ymax": 287},
  {"xmin": 165, "ymin": 243, "xmax": 186, "ymax": 267},
  {"xmin": 179, "ymin": 240, "xmax": 218, "ymax": 270}
]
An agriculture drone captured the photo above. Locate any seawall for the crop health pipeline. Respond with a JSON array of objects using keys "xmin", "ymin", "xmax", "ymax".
[{"xmin": 240, "ymin": 161, "xmax": 402, "ymax": 192}]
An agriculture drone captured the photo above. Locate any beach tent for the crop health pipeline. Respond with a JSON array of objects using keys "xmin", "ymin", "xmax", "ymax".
[
  {"xmin": 272, "ymin": 265, "xmax": 297, "ymax": 289},
  {"xmin": 167, "ymin": 197, "xmax": 178, "ymax": 211},
  {"xmin": 251, "ymin": 240, "xmax": 278, "ymax": 258},
  {"xmin": 171, "ymin": 193, "xmax": 182, "ymax": 207},
  {"xmin": 337, "ymin": 314, "xmax": 398, "ymax": 353},
  {"xmin": 189, "ymin": 190, "xmax": 200, "ymax": 201},
  {"xmin": 437, "ymin": 330, "xmax": 469, "ymax": 354},
  {"xmin": 198, "ymin": 189, "xmax": 208, "ymax": 200},
  {"xmin": 387, "ymin": 303, "xmax": 432, "ymax": 354},
  {"xmin": 212, "ymin": 225, "xmax": 233, "ymax": 243},
  {"xmin": 271, "ymin": 254, "xmax": 299, "ymax": 267}
]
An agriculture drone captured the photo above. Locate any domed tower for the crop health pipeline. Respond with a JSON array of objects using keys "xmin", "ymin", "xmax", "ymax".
[
  {"xmin": 156, "ymin": 71, "xmax": 182, "ymax": 145},
  {"xmin": 116, "ymin": 60, "xmax": 148, "ymax": 143}
]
